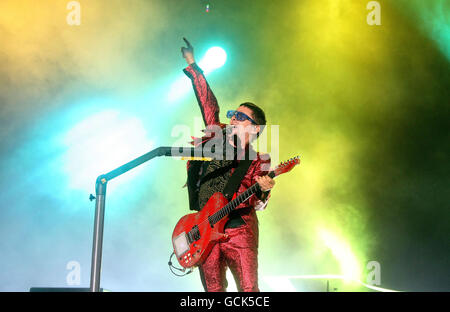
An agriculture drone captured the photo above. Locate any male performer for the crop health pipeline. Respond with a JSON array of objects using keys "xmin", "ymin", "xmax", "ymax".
[{"xmin": 181, "ymin": 38, "xmax": 275, "ymax": 292}]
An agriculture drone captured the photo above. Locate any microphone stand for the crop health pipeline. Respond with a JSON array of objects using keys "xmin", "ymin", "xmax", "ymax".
[{"xmin": 88, "ymin": 146, "xmax": 214, "ymax": 292}]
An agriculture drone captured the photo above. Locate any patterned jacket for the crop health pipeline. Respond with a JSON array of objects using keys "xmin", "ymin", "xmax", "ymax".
[{"xmin": 183, "ymin": 63, "xmax": 271, "ymax": 246}]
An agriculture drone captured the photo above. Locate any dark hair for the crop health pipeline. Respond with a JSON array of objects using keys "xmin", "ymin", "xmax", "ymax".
[{"xmin": 239, "ymin": 102, "xmax": 266, "ymax": 137}]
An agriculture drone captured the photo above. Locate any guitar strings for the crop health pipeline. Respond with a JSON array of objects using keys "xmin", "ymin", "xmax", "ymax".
[{"xmin": 188, "ymin": 168, "xmax": 281, "ymax": 239}]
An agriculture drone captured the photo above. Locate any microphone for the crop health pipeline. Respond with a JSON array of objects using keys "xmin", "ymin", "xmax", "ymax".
[
  {"xmin": 222, "ymin": 125, "xmax": 236, "ymax": 136},
  {"xmin": 196, "ymin": 125, "xmax": 241, "ymax": 160},
  {"xmin": 222, "ymin": 125, "xmax": 243, "ymax": 161},
  {"xmin": 222, "ymin": 125, "xmax": 239, "ymax": 147}
]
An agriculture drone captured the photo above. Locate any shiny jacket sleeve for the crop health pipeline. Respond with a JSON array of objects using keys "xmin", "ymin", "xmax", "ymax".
[
  {"xmin": 248, "ymin": 154, "xmax": 272, "ymax": 211},
  {"xmin": 183, "ymin": 63, "xmax": 224, "ymax": 173},
  {"xmin": 183, "ymin": 63, "xmax": 220, "ymax": 127},
  {"xmin": 234, "ymin": 153, "xmax": 272, "ymax": 211}
]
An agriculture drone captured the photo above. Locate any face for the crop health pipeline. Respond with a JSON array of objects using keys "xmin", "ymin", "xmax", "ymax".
[{"xmin": 229, "ymin": 106, "xmax": 260, "ymax": 146}]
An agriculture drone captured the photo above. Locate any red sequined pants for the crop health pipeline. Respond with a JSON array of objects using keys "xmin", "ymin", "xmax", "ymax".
[{"xmin": 198, "ymin": 225, "xmax": 259, "ymax": 292}]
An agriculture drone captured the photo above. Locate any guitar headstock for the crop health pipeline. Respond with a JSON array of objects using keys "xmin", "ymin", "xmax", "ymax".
[{"xmin": 273, "ymin": 156, "xmax": 300, "ymax": 177}]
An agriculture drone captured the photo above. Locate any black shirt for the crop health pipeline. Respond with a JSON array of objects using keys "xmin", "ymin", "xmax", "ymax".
[{"xmin": 188, "ymin": 158, "xmax": 246, "ymax": 228}]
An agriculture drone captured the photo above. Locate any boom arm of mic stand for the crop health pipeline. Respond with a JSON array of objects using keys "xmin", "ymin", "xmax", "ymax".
[{"xmin": 89, "ymin": 145, "xmax": 207, "ymax": 292}]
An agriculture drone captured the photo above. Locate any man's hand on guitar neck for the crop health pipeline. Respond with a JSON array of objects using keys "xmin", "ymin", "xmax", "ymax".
[{"xmin": 255, "ymin": 175, "xmax": 275, "ymax": 192}]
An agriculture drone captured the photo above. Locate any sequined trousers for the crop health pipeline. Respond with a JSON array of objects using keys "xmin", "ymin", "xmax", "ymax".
[{"xmin": 198, "ymin": 224, "xmax": 259, "ymax": 292}]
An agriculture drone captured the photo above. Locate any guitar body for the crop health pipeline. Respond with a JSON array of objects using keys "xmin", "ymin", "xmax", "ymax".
[
  {"xmin": 171, "ymin": 156, "xmax": 300, "ymax": 269},
  {"xmin": 172, "ymin": 192, "xmax": 231, "ymax": 268}
]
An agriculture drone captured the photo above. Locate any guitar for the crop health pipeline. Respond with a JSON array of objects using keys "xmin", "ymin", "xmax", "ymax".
[{"xmin": 171, "ymin": 156, "xmax": 300, "ymax": 268}]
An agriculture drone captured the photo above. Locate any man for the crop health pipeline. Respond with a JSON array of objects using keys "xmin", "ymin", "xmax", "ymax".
[{"xmin": 181, "ymin": 38, "xmax": 275, "ymax": 292}]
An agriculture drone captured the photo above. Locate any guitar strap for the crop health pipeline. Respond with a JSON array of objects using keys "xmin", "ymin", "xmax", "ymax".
[{"xmin": 222, "ymin": 159, "xmax": 253, "ymax": 201}]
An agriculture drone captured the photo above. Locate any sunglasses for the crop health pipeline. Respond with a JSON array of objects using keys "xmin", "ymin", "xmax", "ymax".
[{"xmin": 226, "ymin": 110, "xmax": 257, "ymax": 124}]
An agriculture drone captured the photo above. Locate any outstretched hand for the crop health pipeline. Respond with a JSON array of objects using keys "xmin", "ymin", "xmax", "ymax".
[{"xmin": 181, "ymin": 37, "xmax": 195, "ymax": 65}]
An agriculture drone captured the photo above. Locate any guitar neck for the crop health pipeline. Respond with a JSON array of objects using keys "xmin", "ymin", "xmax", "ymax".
[{"xmin": 208, "ymin": 171, "xmax": 275, "ymax": 226}]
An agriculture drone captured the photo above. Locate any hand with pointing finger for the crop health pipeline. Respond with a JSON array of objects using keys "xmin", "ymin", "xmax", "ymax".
[{"xmin": 181, "ymin": 37, "xmax": 195, "ymax": 65}]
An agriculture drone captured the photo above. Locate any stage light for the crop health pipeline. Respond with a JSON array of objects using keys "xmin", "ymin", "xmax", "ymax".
[
  {"xmin": 262, "ymin": 276, "xmax": 297, "ymax": 292},
  {"xmin": 168, "ymin": 46, "xmax": 227, "ymax": 102},
  {"xmin": 317, "ymin": 228, "xmax": 362, "ymax": 282},
  {"xmin": 198, "ymin": 46, "xmax": 227, "ymax": 74},
  {"xmin": 263, "ymin": 275, "xmax": 401, "ymax": 292},
  {"xmin": 62, "ymin": 110, "xmax": 153, "ymax": 194}
]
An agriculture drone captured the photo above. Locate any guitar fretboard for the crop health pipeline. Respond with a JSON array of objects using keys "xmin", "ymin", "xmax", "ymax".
[{"xmin": 208, "ymin": 171, "xmax": 275, "ymax": 226}]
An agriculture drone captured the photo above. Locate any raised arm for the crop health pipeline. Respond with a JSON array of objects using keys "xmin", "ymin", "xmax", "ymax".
[{"xmin": 181, "ymin": 38, "xmax": 220, "ymax": 127}]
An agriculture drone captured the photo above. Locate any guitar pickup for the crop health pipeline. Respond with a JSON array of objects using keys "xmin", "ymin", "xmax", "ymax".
[{"xmin": 190, "ymin": 225, "xmax": 201, "ymax": 241}]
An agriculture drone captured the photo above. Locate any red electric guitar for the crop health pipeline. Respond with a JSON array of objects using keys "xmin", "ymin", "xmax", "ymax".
[{"xmin": 171, "ymin": 156, "xmax": 300, "ymax": 268}]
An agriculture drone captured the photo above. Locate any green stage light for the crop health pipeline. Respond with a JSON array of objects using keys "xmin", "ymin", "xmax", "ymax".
[
  {"xmin": 168, "ymin": 46, "xmax": 227, "ymax": 102},
  {"xmin": 198, "ymin": 46, "xmax": 227, "ymax": 74}
]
